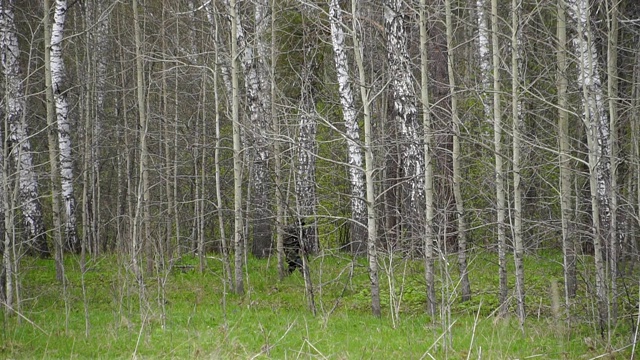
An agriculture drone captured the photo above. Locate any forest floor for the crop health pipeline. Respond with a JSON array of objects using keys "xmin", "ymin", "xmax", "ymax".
[{"xmin": 0, "ymin": 249, "xmax": 637, "ymax": 359}]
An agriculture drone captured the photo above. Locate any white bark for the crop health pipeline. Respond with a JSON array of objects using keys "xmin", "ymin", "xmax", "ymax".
[
  {"xmin": 50, "ymin": 0, "xmax": 78, "ymax": 252},
  {"xmin": 329, "ymin": 0, "xmax": 366, "ymax": 254},
  {"xmin": 490, "ymin": 0, "xmax": 508, "ymax": 315},
  {"xmin": 87, "ymin": 0, "xmax": 109, "ymax": 254},
  {"xmin": 384, "ymin": 0, "xmax": 424, "ymax": 242},
  {"xmin": 476, "ymin": 0, "xmax": 491, "ymax": 119},
  {"xmin": 606, "ymin": 0, "xmax": 619, "ymax": 326},
  {"xmin": 350, "ymin": 0, "xmax": 380, "ymax": 317},
  {"xmin": 423, "ymin": 0, "xmax": 437, "ymax": 313},
  {"xmin": 229, "ymin": 0, "xmax": 244, "ymax": 295},
  {"xmin": 0, "ymin": 0, "xmax": 49, "ymax": 256},
  {"xmin": 511, "ymin": 0, "xmax": 525, "ymax": 326},
  {"xmin": 249, "ymin": 0, "xmax": 273, "ymax": 258},
  {"xmin": 295, "ymin": 4, "xmax": 319, "ymax": 255},
  {"xmin": 567, "ymin": 0, "xmax": 609, "ymax": 332}
]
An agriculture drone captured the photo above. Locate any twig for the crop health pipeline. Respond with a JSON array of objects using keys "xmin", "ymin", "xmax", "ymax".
[
  {"xmin": 467, "ymin": 300, "xmax": 482, "ymax": 360},
  {"xmin": 419, "ymin": 319, "xmax": 458, "ymax": 360},
  {"xmin": 0, "ymin": 301, "xmax": 49, "ymax": 336}
]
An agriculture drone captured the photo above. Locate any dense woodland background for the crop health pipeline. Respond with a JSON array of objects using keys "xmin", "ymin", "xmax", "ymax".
[{"xmin": 1, "ymin": 0, "xmax": 640, "ymax": 348}]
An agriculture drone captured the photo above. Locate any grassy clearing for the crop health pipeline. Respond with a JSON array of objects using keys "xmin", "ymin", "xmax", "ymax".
[{"xmin": 0, "ymin": 250, "xmax": 635, "ymax": 359}]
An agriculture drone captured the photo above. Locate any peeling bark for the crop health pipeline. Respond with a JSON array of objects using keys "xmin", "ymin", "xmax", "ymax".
[
  {"xmin": 0, "ymin": 0, "xmax": 49, "ymax": 257},
  {"xmin": 50, "ymin": 0, "xmax": 78, "ymax": 253}
]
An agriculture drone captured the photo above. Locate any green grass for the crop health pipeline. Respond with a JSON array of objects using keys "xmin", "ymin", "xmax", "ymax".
[{"xmin": 0, "ymin": 250, "xmax": 635, "ymax": 359}]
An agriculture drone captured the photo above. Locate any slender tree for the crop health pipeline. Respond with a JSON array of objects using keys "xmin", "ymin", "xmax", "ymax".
[
  {"xmin": 351, "ymin": 3, "xmax": 380, "ymax": 317},
  {"xmin": 50, "ymin": 0, "xmax": 78, "ymax": 253},
  {"xmin": 132, "ymin": 0, "xmax": 148, "ymax": 283},
  {"xmin": 605, "ymin": 0, "xmax": 619, "ymax": 329},
  {"xmin": 295, "ymin": 6, "xmax": 319, "ymax": 254},
  {"xmin": 384, "ymin": 0, "xmax": 424, "ymax": 249},
  {"xmin": 249, "ymin": 0, "xmax": 273, "ymax": 258},
  {"xmin": 229, "ymin": 0, "xmax": 245, "ymax": 295},
  {"xmin": 444, "ymin": 0, "xmax": 471, "ymax": 305},
  {"xmin": 422, "ymin": 0, "xmax": 437, "ymax": 314},
  {"xmin": 490, "ymin": 0, "xmax": 508, "ymax": 316},
  {"xmin": 567, "ymin": 0, "xmax": 610, "ymax": 334},
  {"xmin": 329, "ymin": 0, "xmax": 366, "ymax": 255},
  {"xmin": 328, "ymin": 0, "xmax": 379, "ymax": 316},
  {"xmin": 511, "ymin": 0, "xmax": 525, "ymax": 326},
  {"xmin": 44, "ymin": 0, "xmax": 64, "ymax": 280},
  {"xmin": 557, "ymin": 0, "xmax": 577, "ymax": 309},
  {"xmin": 0, "ymin": 0, "xmax": 49, "ymax": 257}
]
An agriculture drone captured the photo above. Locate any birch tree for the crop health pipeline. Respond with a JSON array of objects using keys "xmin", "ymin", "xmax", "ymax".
[
  {"xmin": 328, "ymin": 0, "xmax": 366, "ymax": 255},
  {"xmin": 384, "ymin": 0, "xmax": 424, "ymax": 247},
  {"xmin": 85, "ymin": 0, "xmax": 109, "ymax": 254},
  {"xmin": 50, "ymin": 0, "xmax": 78, "ymax": 253},
  {"xmin": 44, "ymin": 0, "xmax": 64, "ymax": 280},
  {"xmin": 132, "ymin": 0, "xmax": 149, "ymax": 283},
  {"xmin": 328, "ymin": 0, "xmax": 379, "ymax": 316},
  {"xmin": 490, "ymin": 0, "xmax": 508, "ymax": 315},
  {"xmin": 295, "ymin": 5, "xmax": 319, "ymax": 255},
  {"xmin": 249, "ymin": 0, "xmax": 273, "ymax": 258},
  {"xmin": 0, "ymin": 0, "xmax": 49, "ymax": 257},
  {"xmin": 556, "ymin": 0, "xmax": 577, "ymax": 308},
  {"xmin": 511, "ymin": 0, "xmax": 525, "ymax": 325},
  {"xmin": 605, "ymin": 0, "xmax": 619, "ymax": 327},
  {"xmin": 444, "ymin": 0, "xmax": 471, "ymax": 305},
  {"xmin": 229, "ymin": 0, "xmax": 244, "ymax": 295},
  {"xmin": 567, "ymin": 0, "xmax": 610, "ymax": 333}
]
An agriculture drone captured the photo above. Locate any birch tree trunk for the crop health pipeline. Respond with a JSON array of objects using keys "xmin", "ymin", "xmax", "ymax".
[
  {"xmin": 384, "ymin": 0, "xmax": 424, "ymax": 248},
  {"xmin": 420, "ymin": 0, "xmax": 437, "ymax": 315},
  {"xmin": 208, "ymin": 4, "xmax": 232, "ymax": 288},
  {"xmin": 605, "ymin": 0, "xmax": 619, "ymax": 328},
  {"xmin": 511, "ymin": 0, "xmax": 525, "ymax": 326},
  {"xmin": 295, "ymin": 7, "xmax": 318, "ymax": 255},
  {"xmin": 0, "ymin": 156, "xmax": 7, "ymax": 309},
  {"xmin": 328, "ymin": 0, "xmax": 379, "ymax": 316},
  {"xmin": 556, "ymin": 0, "xmax": 577, "ymax": 308},
  {"xmin": 249, "ymin": 0, "xmax": 273, "ymax": 258},
  {"xmin": 132, "ymin": 0, "xmax": 148, "ymax": 284},
  {"xmin": 223, "ymin": 0, "xmax": 272, "ymax": 258},
  {"xmin": 567, "ymin": 0, "xmax": 610, "ymax": 334},
  {"xmin": 0, "ymin": 25, "xmax": 7, "ymax": 305},
  {"xmin": 270, "ymin": 0, "xmax": 285, "ymax": 279},
  {"xmin": 329, "ymin": 0, "xmax": 366, "ymax": 255},
  {"xmin": 0, "ymin": 0, "xmax": 49, "ymax": 257},
  {"xmin": 86, "ymin": 0, "xmax": 108, "ymax": 254},
  {"xmin": 350, "ymin": 0, "xmax": 379, "ymax": 317},
  {"xmin": 50, "ymin": 0, "xmax": 79, "ymax": 253},
  {"xmin": 490, "ymin": 0, "xmax": 508, "ymax": 316},
  {"xmin": 229, "ymin": 0, "xmax": 245, "ymax": 295},
  {"xmin": 44, "ymin": 0, "xmax": 64, "ymax": 280},
  {"xmin": 444, "ymin": 0, "xmax": 471, "ymax": 305}
]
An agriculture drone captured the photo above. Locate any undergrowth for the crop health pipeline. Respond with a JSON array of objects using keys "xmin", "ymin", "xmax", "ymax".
[{"xmin": 0, "ymin": 250, "xmax": 636, "ymax": 359}]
